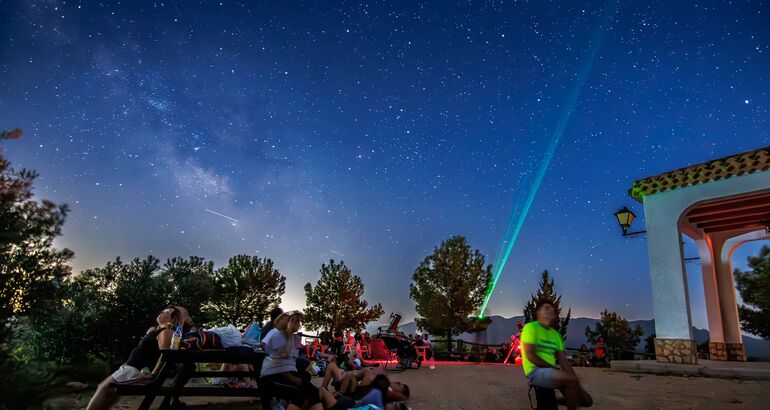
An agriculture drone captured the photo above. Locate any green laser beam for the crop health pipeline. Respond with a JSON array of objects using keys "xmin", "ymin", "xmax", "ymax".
[{"xmin": 479, "ymin": 1, "xmax": 618, "ymax": 318}]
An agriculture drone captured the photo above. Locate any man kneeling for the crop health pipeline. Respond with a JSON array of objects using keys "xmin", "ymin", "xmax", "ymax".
[{"xmin": 521, "ymin": 301, "xmax": 592, "ymax": 410}]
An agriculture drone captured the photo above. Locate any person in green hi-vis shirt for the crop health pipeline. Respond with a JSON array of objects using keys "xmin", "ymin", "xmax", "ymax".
[{"xmin": 521, "ymin": 301, "xmax": 593, "ymax": 410}]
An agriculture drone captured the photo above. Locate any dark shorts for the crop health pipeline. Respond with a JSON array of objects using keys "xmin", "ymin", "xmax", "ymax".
[
  {"xmin": 332, "ymin": 395, "xmax": 356, "ymax": 410},
  {"xmin": 259, "ymin": 372, "xmax": 320, "ymax": 407}
]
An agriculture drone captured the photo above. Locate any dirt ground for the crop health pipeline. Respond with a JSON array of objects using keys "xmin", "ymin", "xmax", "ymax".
[{"xmin": 57, "ymin": 362, "xmax": 769, "ymax": 409}]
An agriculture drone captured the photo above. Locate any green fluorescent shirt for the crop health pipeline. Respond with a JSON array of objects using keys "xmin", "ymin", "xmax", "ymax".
[{"xmin": 520, "ymin": 321, "xmax": 564, "ymax": 376}]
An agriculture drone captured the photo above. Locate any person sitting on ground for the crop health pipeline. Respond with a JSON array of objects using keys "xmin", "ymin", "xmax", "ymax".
[
  {"xmin": 577, "ymin": 344, "xmax": 590, "ymax": 367},
  {"xmin": 260, "ymin": 311, "xmax": 322, "ymax": 410},
  {"xmin": 86, "ymin": 306, "xmax": 188, "ymax": 410},
  {"xmin": 521, "ymin": 301, "xmax": 593, "ymax": 410},
  {"xmin": 591, "ymin": 337, "xmax": 607, "ymax": 367}
]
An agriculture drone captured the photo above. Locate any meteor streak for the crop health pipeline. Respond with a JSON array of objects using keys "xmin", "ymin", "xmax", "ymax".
[
  {"xmin": 205, "ymin": 208, "xmax": 239, "ymax": 223},
  {"xmin": 479, "ymin": 1, "xmax": 617, "ymax": 318},
  {"xmin": 329, "ymin": 249, "xmax": 346, "ymax": 257}
]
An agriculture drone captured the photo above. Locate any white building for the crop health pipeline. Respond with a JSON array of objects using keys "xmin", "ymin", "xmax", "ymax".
[{"xmin": 631, "ymin": 146, "xmax": 770, "ymax": 363}]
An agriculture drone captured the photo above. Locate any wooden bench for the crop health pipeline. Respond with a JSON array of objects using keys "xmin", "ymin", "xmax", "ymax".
[{"xmin": 111, "ymin": 348, "xmax": 266, "ymax": 410}]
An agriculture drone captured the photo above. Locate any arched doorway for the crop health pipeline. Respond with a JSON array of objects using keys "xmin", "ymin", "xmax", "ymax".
[{"xmin": 629, "ymin": 146, "xmax": 770, "ymax": 364}]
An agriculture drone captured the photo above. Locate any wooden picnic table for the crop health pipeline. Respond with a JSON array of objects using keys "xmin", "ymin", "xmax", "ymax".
[{"xmin": 111, "ymin": 348, "xmax": 266, "ymax": 410}]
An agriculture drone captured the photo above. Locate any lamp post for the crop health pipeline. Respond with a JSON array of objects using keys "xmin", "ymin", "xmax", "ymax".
[
  {"xmin": 614, "ymin": 206, "xmax": 699, "ymax": 262},
  {"xmin": 614, "ymin": 206, "xmax": 647, "ymax": 236}
]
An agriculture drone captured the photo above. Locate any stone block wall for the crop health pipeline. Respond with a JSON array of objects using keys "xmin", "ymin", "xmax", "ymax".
[
  {"xmin": 654, "ymin": 338, "xmax": 697, "ymax": 364},
  {"xmin": 709, "ymin": 342, "xmax": 727, "ymax": 361},
  {"xmin": 726, "ymin": 343, "xmax": 746, "ymax": 361}
]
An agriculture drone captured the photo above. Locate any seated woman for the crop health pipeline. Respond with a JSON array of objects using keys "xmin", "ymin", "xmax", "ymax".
[
  {"xmin": 577, "ymin": 344, "xmax": 591, "ymax": 367},
  {"xmin": 259, "ymin": 311, "xmax": 322, "ymax": 410},
  {"xmin": 86, "ymin": 306, "xmax": 187, "ymax": 410}
]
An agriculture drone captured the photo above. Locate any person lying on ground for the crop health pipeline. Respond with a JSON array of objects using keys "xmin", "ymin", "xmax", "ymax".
[
  {"xmin": 86, "ymin": 306, "xmax": 188, "ymax": 410},
  {"xmin": 521, "ymin": 301, "xmax": 593, "ymax": 410},
  {"xmin": 319, "ymin": 374, "xmax": 408, "ymax": 410},
  {"xmin": 321, "ymin": 350, "xmax": 369, "ymax": 391},
  {"xmin": 331, "ymin": 367, "xmax": 410, "ymax": 403},
  {"xmin": 260, "ymin": 311, "xmax": 322, "ymax": 410}
]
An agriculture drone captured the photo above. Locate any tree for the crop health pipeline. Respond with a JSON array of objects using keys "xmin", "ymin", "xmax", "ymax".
[
  {"xmin": 734, "ymin": 245, "xmax": 770, "ymax": 339},
  {"xmin": 204, "ymin": 255, "xmax": 286, "ymax": 329},
  {"xmin": 523, "ymin": 270, "xmax": 572, "ymax": 341},
  {"xmin": 0, "ymin": 152, "xmax": 73, "ymax": 354},
  {"xmin": 585, "ymin": 309, "xmax": 644, "ymax": 360},
  {"xmin": 29, "ymin": 256, "xmax": 171, "ymax": 366},
  {"xmin": 303, "ymin": 260, "xmax": 383, "ymax": 335},
  {"xmin": 409, "ymin": 236, "xmax": 492, "ymax": 350},
  {"xmin": 644, "ymin": 333, "xmax": 656, "ymax": 356},
  {"xmin": 161, "ymin": 256, "xmax": 215, "ymax": 324}
]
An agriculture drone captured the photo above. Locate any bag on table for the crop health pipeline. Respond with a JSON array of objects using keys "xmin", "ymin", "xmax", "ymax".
[
  {"xmin": 242, "ymin": 321, "xmax": 262, "ymax": 347},
  {"xmin": 179, "ymin": 329, "xmax": 223, "ymax": 350},
  {"xmin": 207, "ymin": 324, "xmax": 242, "ymax": 348}
]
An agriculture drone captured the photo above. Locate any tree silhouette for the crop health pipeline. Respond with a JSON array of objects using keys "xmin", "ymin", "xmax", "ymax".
[
  {"xmin": 585, "ymin": 309, "xmax": 644, "ymax": 360},
  {"xmin": 734, "ymin": 245, "xmax": 770, "ymax": 339},
  {"xmin": 0, "ymin": 152, "xmax": 73, "ymax": 340},
  {"xmin": 523, "ymin": 270, "xmax": 571, "ymax": 341},
  {"xmin": 303, "ymin": 260, "xmax": 383, "ymax": 335},
  {"xmin": 204, "ymin": 255, "xmax": 286, "ymax": 329},
  {"xmin": 410, "ymin": 236, "xmax": 492, "ymax": 350},
  {"xmin": 161, "ymin": 256, "xmax": 215, "ymax": 323}
]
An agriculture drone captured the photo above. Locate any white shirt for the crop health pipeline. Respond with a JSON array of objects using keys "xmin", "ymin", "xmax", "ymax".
[{"xmin": 260, "ymin": 329, "xmax": 298, "ymax": 376}]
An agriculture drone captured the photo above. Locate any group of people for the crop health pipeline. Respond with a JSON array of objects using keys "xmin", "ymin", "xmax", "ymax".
[
  {"xmin": 84, "ymin": 299, "xmax": 596, "ymax": 410},
  {"xmin": 575, "ymin": 339, "xmax": 607, "ymax": 368},
  {"xmin": 86, "ymin": 305, "xmax": 411, "ymax": 410}
]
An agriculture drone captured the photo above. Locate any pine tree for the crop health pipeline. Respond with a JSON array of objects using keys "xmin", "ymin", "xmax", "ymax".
[
  {"xmin": 523, "ymin": 270, "xmax": 571, "ymax": 341},
  {"xmin": 204, "ymin": 255, "xmax": 286, "ymax": 329},
  {"xmin": 303, "ymin": 260, "xmax": 384, "ymax": 335},
  {"xmin": 585, "ymin": 309, "xmax": 644, "ymax": 360},
  {"xmin": 410, "ymin": 236, "xmax": 492, "ymax": 350}
]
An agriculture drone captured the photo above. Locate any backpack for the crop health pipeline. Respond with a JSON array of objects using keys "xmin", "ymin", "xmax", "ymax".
[{"xmin": 180, "ymin": 329, "xmax": 223, "ymax": 350}]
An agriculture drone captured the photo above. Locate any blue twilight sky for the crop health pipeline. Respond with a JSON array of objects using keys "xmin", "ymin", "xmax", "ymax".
[{"xmin": 1, "ymin": 1, "xmax": 768, "ymax": 329}]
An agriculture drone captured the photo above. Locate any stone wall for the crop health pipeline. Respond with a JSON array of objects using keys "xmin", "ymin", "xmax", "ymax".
[
  {"xmin": 654, "ymin": 338, "xmax": 697, "ymax": 364},
  {"xmin": 709, "ymin": 342, "xmax": 727, "ymax": 361},
  {"xmin": 726, "ymin": 343, "xmax": 747, "ymax": 361}
]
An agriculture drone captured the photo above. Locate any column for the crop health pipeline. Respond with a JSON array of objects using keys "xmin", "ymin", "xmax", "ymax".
[
  {"xmin": 695, "ymin": 237, "xmax": 727, "ymax": 360},
  {"xmin": 715, "ymin": 234, "xmax": 747, "ymax": 361},
  {"xmin": 644, "ymin": 199, "xmax": 697, "ymax": 364}
]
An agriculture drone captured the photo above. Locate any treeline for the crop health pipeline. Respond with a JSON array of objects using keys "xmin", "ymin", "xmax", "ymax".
[{"xmin": 0, "ymin": 151, "xmax": 384, "ymax": 405}]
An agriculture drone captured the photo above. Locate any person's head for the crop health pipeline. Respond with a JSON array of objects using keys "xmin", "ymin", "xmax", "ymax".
[
  {"xmin": 154, "ymin": 307, "xmax": 182, "ymax": 333},
  {"xmin": 580, "ymin": 344, "xmax": 587, "ymax": 350},
  {"xmin": 173, "ymin": 306, "xmax": 194, "ymax": 330},
  {"xmin": 391, "ymin": 382, "xmax": 410, "ymax": 399},
  {"xmin": 276, "ymin": 310, "xmax": 303, "ymax": 335},
  {"xmin": 269, "ymin": 307, "xmax": 284, "ymax": 323},
  {"xmin": 371, "ymin": 374, "xmax": 391, "ymax": 396},
  {"xmin": 535, "ymin": 301, "xmax": 556, "ymax": 327},
  {"xmin": 423, "ymin": 333, "xmax": 429, "ymax": 340}
]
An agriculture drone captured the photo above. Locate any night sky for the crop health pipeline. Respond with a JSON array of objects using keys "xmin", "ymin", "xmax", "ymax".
[{"xmin": 1, "ymin": 1, "xmax": 768, "ymax": 329}]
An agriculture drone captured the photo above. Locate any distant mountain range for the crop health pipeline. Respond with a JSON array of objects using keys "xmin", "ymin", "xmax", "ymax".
[{"xmin": 369, "ymin": 315, "xmax": 770, "ymax": 360}]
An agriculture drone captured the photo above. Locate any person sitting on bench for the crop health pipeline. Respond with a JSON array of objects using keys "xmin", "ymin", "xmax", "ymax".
[
  {"xmin": 521, "ymin": 301, "xmax": 592, "ymax": 410},
  {"xmin": 259, "ymin": 311, "xmax": 322, "ymax": 410},
  {"xmin": 86, "ymin": 306, "xmax": 190, "ymax": 410}
]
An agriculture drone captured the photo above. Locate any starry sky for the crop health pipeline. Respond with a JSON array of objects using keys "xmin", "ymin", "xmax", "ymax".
[{"xmin": 1, "ymin": 0, "xmax": 768, "ymax": 329}]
